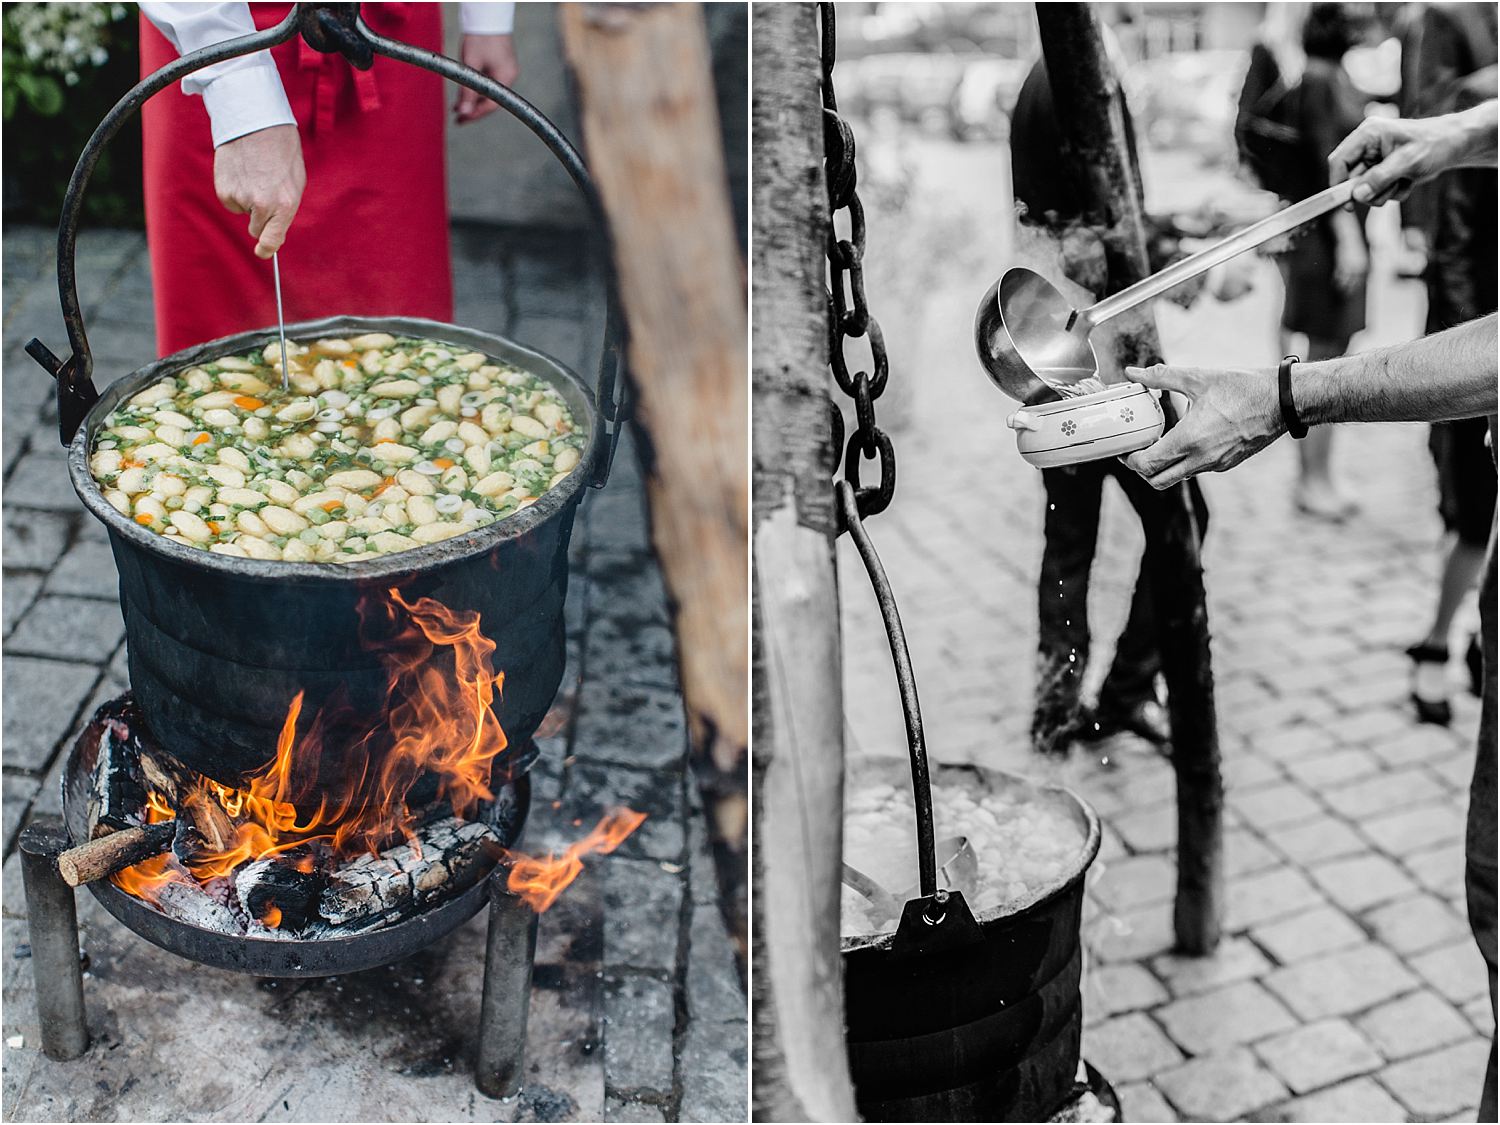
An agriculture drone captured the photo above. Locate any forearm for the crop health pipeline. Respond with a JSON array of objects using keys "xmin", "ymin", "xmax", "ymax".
[
  {"xmin": 1299, "ymin": 313, "xmax": 1498, "ymax": 425},
  {"xmin": 1451, "ymin": 100, "xmax": 1499, "ymax": 168}
]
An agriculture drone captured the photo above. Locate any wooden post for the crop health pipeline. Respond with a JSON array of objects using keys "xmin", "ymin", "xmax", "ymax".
[
  {"xmin": 558, "ymin": 4, "xmax": 749, "ymax": 950},
  {"xmin": 749, "ymin": 3, "xmax": 860, "ymax": 1120},
  {"xmin": 1035, "ymin": 3, "xmax": 1224, "ymax": 954}
]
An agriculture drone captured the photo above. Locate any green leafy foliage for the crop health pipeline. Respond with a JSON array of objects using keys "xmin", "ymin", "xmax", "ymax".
[{"xmin": 3, "ymin": 3, "xmax": 143, "ymax": 226}]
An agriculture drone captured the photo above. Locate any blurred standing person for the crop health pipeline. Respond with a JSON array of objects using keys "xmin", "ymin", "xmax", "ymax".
[
  {"xmin": 1277, "ymin": 3, "xmax": 1373, "ymax": 520},
  {"xmin": 1407, "ymin": 50, "xmax": 1497, "ymax": 725},
  {"xmin": 138, "ymin": 2, "xmax": 518, "ymax": 357}
]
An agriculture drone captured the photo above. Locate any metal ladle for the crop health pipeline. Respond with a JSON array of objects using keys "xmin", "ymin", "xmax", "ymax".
[{"xmin": 975, "ymin": 180, "xmax": 1358, "ymax": 405}]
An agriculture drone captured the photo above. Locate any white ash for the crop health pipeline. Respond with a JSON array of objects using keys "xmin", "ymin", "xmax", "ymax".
[
  {"xmin": 841, "ymin": 780, "xmax": 1086, "ymax": 938},
  {"xmin": 154, "ymin": 879, "xmax": 241, "ymax": 934}
]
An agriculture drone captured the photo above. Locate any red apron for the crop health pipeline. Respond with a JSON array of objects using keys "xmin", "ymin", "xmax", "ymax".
[{"xmin": 140, "ymin": 2, "xmax": 453, "ymax": 357}]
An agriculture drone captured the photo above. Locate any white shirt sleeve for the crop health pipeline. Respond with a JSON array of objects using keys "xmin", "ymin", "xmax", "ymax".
[
  {"xmin": 460, "ymin": 3, "xmax": 516, "ymax": 35},
  {"xmin": 139, "ymin": 1, "xmax": 296, "ymax": 148}
]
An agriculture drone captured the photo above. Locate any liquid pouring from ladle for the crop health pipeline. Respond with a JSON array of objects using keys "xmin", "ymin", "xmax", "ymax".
[{"xmin": 975, "ymin": 179, "xmax": 1358, "ymax": 407}]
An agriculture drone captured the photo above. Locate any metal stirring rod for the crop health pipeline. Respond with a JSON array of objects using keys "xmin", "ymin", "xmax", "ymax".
[{"xmin": 272, "ymin": 251, "xmax": 289, "ymax": 393}]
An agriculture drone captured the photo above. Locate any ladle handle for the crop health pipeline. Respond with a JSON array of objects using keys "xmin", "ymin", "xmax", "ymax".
[{"xmin": 1084, "ymin": 179, "xmax": 1358, "ymax": 328}]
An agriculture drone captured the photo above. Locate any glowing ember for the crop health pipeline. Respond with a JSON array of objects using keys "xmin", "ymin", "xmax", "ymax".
[
  {"xmin": 504, "ymin": 808, "xmax": 648, "ymax": 912},
  {"xmin": 114, "ymin": 587, "xmax": 513, "ymax": 915}
]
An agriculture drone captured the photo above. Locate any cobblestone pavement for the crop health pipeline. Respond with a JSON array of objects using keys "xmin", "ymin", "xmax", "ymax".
[
  {"xmin": 839, "ymin": 131, "xmax": 1493, "ymax": 1122},
  {"xmin": 0, "ymin": 225, "xmax": 746, "ymax": 1123}
]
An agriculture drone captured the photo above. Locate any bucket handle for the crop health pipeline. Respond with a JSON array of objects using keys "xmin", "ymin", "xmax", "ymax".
[
  {"xmin": 837, "ymin": 482, "xmax": 982, "ymax": 954},
  {"xmin": 26, "ymin": 3, "xmax": 627, "ymax": 489}
]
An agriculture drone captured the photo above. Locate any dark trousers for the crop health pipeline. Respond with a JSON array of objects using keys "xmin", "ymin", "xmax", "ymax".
[
  {"xmin": 1471, "ymin": 529, "xmax": 1497, "ymax": 1121},
  {"xmin": 1033, "ymin": 459, "xmax": 1208, "ymax": 754}
]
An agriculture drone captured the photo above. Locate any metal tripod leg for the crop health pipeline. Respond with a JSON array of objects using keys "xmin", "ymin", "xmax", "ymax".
[
  {"xmin": 475, "ymin": 869, "xmax": 537, "ymax": 1098},
  {"xmin": 19, "ymin": 818, "xmax": 88, "ymax": 1060}
]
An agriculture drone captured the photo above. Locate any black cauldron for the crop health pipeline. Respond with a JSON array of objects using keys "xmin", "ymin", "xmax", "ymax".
[
  {"xmin": 68, "ymin": 316, "xmax": 598, "ymax": 796},
  {"xmin": 841, "ymin": 759, "xmax": 1101, "ymax": 1122}
]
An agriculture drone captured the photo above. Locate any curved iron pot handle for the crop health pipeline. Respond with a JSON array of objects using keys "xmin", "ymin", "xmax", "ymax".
[{"xmin": 28, "ymin": 3, "xmax": 627, "ymax": 490}]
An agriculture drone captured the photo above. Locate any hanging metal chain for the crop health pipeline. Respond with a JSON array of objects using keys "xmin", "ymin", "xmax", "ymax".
[{"xmin": 819, "ymin": 2, "xmax": 893, "ymax": 527}]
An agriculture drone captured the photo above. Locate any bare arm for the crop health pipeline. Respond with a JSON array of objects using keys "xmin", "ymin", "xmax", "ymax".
[
  {"xmin": 1298, "ymin": 312, "xmax": 1498, "ymax": 425},
  {"xmin": 1119, "ymin": 314, "xmax": 1498, "ymax": 490}
]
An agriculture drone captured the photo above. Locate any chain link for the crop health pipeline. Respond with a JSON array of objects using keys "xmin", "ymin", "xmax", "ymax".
[{"xmin": 819, "ymin": 1, "xmax": 894, "ymax": 528}]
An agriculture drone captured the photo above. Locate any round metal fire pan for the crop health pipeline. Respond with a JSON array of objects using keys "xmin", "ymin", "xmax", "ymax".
[{"xmin": 61, "ymin": 725, "xmax": 532, "ymax": 979}]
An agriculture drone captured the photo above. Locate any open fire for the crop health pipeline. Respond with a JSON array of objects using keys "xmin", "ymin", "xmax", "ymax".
[{"xmin": 99, "ymin": 588, "xmax": 642, "ymax": 935}]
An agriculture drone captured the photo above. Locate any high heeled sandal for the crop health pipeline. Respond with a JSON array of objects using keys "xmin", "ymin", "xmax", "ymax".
[{"xmin": 1405, "ymin": 641, "xmax": 1452, "ymax": 726}]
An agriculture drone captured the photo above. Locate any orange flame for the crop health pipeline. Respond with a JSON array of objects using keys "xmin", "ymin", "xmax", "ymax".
[
  {"xmin": 504, "ymin": 808, "xmax": 647, "ymax": 912},
  {"xmin": 113, "ymin": 588, "xmax": 512, "ymax": 909}
]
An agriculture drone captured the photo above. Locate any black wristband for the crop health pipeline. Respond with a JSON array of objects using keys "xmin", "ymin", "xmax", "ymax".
[{"xmin": 1279, "ymin": 355, "xmax": 1308, "ymax": 439}]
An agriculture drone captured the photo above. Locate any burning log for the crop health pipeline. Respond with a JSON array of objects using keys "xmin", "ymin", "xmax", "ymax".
[
  {"xmin": 57, "ymin": 821, "xmax": 176, "ymax": 887},
  {"xmin": 320, "ymin": 818, "xmax": 498, "ymax": 928},
  {"xmin": 137, "ymin": 744, "xmax": 194, "ymax": 808},
  {"xmin": 84, "ymin": 704, "xmax": 147, "ymax": 838},
  {"xmin": 154, "ymin": 878, "xmax": 240, "ymax": 934},
  {"xmin": 171, "ymin": 788, "xmax": 238, "ymax": 867},
  {"xmin": 234, "ymin": 857, "xmax": 322, "ymax": 932}
]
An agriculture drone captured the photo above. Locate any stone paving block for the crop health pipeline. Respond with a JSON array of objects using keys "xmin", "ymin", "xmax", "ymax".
[
  {"xmin": 1223, "ymin": 827, "xmax": 1281, "ymax": 878},
  {"xmin": 1356, "ymin": 989, "xmax": 1476, "ymax": 1061},
  {"xmin": 1083, "ymin": 962, "xmax": 1169, "ymax": 1023},
  {"xmin": 1264, "ymin": 817, "xmax": 1369, "ymax": 867},
  {"xmin": 574, "ymin": 680, "xmax": 688, "ymax": 772},
  {"xmin": 1153, "ymin": 1046, "xmax": 1288, "ymax": 1121},
  {"xmin": 1109, "ymin": 804, "xmax": 1175, "ymax": 854},
  {"xmin": 684, "ymin": 905, "xmax": 744, "ymax": 1026},
  {"xmin": 563, "ymin": 761, "xmax": 686, "ymax": 864},
  {"xmin": 1248, "ymin": 722, "xmax": 1338, "ymax": 763},
  {"xmin": 1263, "ymin": 943, "xmax": 1419, "ymax": 1021},
  {"xmin": 583, "ymin": 616, "xmax": 680, "ymax": 694},
  {"xmin": 1408, "ymin": 938, "xmax": 1490, "ymax": 1005},
  {"xmin": 2, "ymin": 574, "xmax": 42, "ymax": 638},
  {"xmin": 1, "ymin": 657, "xmax": 99, "ymax": 771},
  {"xmin": 6, "ymin": 456, "xmax": 83, "ymax": 512},
  {"xmin": 1091, "ymin": 853, "xmax": 1176, "ymax": 911},
  {"xmin": 1309, "ymin": 853, "xmax": 1419, "ymax": 912},
  {"xmin": 1254, "ymin": 1017, "xmax": 1383, "ymax": 1094},
  {"xmin": 1321, "ymin": 767, "xmax": 1447, "ymax": 819},
  {"xmin": 1081, "ymin": 1012, "xmax": 1183, "ymax": 1083},
  {"xmin": 1278, "ymin": 746, "xmax": 1382, "ymax": 788},
  {"xmin": 602, "ymin": 974, "xmax": 675, "ymax": 1096},
  {"xmin": 1366, "ymin": 722, "xmax": 1469, "ymax": 769},
  {"xmin": 1402, "ymin": 841, "xmax": 1467, "ymax": 900},
  {"xmin": 42, "ymin": 535, "xmax": 121, "ymax": 601},
  {"xmin": 1229, "ymin": 782, "xmax": 1325, "ymax": 832},
  {"xmin": 2, "ymin": 774, "xmax": 38, "ymax": 856},
  {"xmin": 1362, "ymin": 892, "xmax": 1469, "ymax": 957},
  {"xmin": 2, "ymin": 508, "xmax": 70, "ymax": 571},
  {"xmin": 1088, "ymin": 902, "xmax": 1176, "ymax": 964},
  {"xmin": 677, "ymin": 1015, "xmax": 748, "ymax": 1123},
  {"xmin": 605, "ymin": 1095, "xmax": 668, "ymax": 1122},
  {"xmin": 1425, "ymin": 751, "xmax": 1477, "ymax": 795},
  {"xmin": 1462, "ymin": 995, "xmax": 1493, "ymax": 1037},
  {"xmin": 1273, "ymin": 1075, "xmax": 1409, "ymax": 1123},
  {"xmin": 1155, "ymin": 980, "xmax": 1298, "ymax": 1053},
  {"xmin": 1375, "ymin": 1038, "xmax": 1491, "ymax": 1119},
  {"xmin": 603, "ymin": 858, "xmax": 684, "ymax": 975},
  {"xmin": 1251, "ymin": 903, "xmax": 1366, "ymax": 964},
  {"xmin": 1360, "ymin": 801, "xmax": 1466, "ymax": 858},
  {"xmin": 7, "ymin": 595, "xmax": 124, "ymax": 665},
  {"xmin": 1225, "ymin": 865, "xmax": 1325, "ymax": 931},
  {"xmin": 1115, "ymin": 1081, "xmax": 1179, "ymax": 1124},
  {"xmin": 1150, "ymin": 936, "xmax": 1273, "ymax": 998}
]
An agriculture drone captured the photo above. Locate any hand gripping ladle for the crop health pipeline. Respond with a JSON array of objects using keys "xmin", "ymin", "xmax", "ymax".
[{"xmin": 974, "ymin": 180, "xmax": 1357, "ymax": 468}]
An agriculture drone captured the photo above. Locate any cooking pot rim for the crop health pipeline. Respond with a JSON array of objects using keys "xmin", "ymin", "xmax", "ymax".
[
  {"xmin": 838, "ymin": 757, "xmax": 1102, "ymax": 954},
  {"xmin": 67, "ymin": 314, "xmax": 601, "ymax": 584}
]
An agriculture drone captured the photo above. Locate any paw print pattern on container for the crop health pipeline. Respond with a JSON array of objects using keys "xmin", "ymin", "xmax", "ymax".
[
  {"xmin": 1060, "ymin": 419, "xmax": 1077, "ymax": 437},
  {"xmin": 1120, "ymin": 407, "xmax": 1134, "ymax": 423}
]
